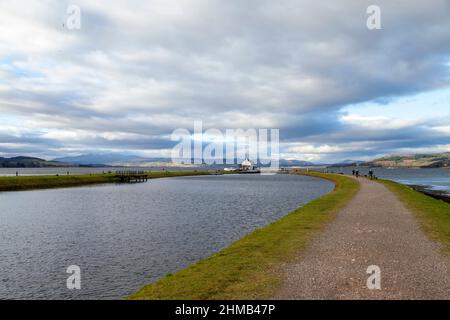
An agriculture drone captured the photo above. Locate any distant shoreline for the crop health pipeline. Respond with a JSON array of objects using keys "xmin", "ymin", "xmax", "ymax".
[
  {"xmin": 0, "ymin": 171, "xmax": 212, "ymax": 192},
  {"xmin": 407, "ymin": 184, "xmax": 450, "ymax": 204}
]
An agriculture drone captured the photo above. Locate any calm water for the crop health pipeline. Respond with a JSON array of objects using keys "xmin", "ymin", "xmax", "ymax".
[
  {"xmin": 2, "ymin": 167, "xmax": 448, "ymax": 194},
  {"xmin": 0, "ymin": 174, "xmax": 333, "ymax": 300},
  {"xmin": 328, "ymin": 167, "xmax": 450, "ymax": 194}
]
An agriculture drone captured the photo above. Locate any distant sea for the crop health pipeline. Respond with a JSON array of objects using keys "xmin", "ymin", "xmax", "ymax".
[
  {"xmin": 1, "ymin": 166, "xmax": 449, "ymax": 196},
  {"xmin": 329, "ymin": 167, "xmax": 450, "ymax": 195}
]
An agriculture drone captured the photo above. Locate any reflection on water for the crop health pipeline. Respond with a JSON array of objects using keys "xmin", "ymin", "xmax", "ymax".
[{"xmin": 0, "ymin": 174, "xmax": 333, "ymax": 300}]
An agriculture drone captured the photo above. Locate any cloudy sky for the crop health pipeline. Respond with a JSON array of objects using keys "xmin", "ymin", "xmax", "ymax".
[{"xmin": 0, "ymin": 0, "xmax": 449, "ymax": 162}]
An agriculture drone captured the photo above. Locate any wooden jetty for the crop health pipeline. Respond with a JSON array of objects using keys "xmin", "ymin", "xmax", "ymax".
[{"xmin": 115, "ymin": 171, "xmax": 148, "ymax": 183}]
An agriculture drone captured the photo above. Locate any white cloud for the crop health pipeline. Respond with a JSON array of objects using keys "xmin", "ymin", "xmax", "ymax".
[
  {"xmin": 0, "ymin": 0, "xmax": 450, "ymax": 161},
  {"xmin": 431, "ymin": 126, "xmax": 450, "ymax": 135},
  {"xmin": 340, "ymin": 115, "xmax": 421, "ymax": 130}
]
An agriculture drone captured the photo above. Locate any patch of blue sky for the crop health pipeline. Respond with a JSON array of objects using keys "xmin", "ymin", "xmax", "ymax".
[
  {"xmin": 0, "ymin": 55, "xmax": 45, "ymax": 79},
  {"xmin": 0, "ymin": 114, "xmax": 20, "ymax": 125},
  {"xmin": 341, "ymin": 87, "xmax": 450, "ymax": 120},
  {"xmin": 0, "ymin": 56, "xmax": 15, "ymax": 65}
]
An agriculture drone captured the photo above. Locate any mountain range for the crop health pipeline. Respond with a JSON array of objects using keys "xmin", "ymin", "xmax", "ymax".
[
  {"xmin": 54, "ymin": 154, "xmax": 148, "ymax": 166},
  {"xmin": 365, "ymin": 153, "xmax": 450, "ymax": 168},
  {"xmin": 2, "ymin": 152, "xmax": 450, "ymax": 168},
  {"xmin": 326, "ymin": 160, "xmax": 366, "ymax": 168},
  {"xmin": 54, "ymin": 154, "xmax": 317, "ymax": 167},
  {"xmin": 56, "ymin": 152, "xmax": 449, "ymax": 168},
  {"xmin": 0, "ymin": 154, "xmax": 317, "ymax": 168},
  {"xmin": 0, "ymin": 156, "xmax": 74, "ymax": 168}
]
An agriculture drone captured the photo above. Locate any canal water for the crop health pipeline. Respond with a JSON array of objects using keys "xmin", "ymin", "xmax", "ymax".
[{"xmin": 0, "ymin": 174, "xmax": 333, "ymax": 299}]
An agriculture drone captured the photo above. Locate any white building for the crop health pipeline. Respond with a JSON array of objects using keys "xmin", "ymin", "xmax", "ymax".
[{"xmin": 239, "ymin": 159, "xmax": 259, "ymax": 173}]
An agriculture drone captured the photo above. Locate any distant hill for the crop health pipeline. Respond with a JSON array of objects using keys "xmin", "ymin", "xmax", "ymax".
[
  {"xmin": 54, "ymin": 154, "xmax": 192, "ymax": 167},
  {"xmin": 14, "ymin": 152, "xmax": 450, "ymax": 169},
  {"xmin": 0, "ymin": 156, "xmax": 75, "ymax": 168},
  {"xmin": 328, "ymin": 160, "xmax": 366, "ymax": 168},
  {"xmin": 54, "ymin": 153, "xmax": 145, "ymax": 166},
  {"xmin": 279, "ymin": 159, "xmax": 315, "ymax": 167},
  {"xmin": 54, "ymin": 153, "xmax": 317, "ymax": 167},
  {"xmin": 364, "ymin": 152, "xmax": 450, "ymax": 168}
]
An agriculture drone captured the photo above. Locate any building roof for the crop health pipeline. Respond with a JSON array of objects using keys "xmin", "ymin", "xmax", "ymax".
[{"xmin": 241, "ymin": 159, "xmax": 253, "ymax": 167}]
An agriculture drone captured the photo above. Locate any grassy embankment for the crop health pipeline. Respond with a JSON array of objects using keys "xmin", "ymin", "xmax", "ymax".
[
  {"xmin": 379, "ymin": 179, "xmax": 450, "ymax": 252},
  {"xmin": 0, "ymin": 171, "xmax": 211, "ymax": 192},
  {"xmin": 129, "ymin": 172, "xmax": 360, "ymax": 300}
]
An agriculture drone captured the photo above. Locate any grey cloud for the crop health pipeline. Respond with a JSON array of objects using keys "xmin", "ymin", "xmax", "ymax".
[{"xmin": 0, "ymin": 0, "xmax": 449, "ymax": 160}]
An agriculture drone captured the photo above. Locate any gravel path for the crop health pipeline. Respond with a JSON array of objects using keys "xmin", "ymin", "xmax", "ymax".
[{"xmin": 275, "ymin": 177, "xmax": 450, "ymax": 299}]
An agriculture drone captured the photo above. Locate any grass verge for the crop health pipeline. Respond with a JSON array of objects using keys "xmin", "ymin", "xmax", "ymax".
[
  {"xmin": 0, "ymin": 171, "xmax": 211, "ymax": 192},
  {"xmin": 129, "ymin": 172, "xmax": 360, "ymax": 300},
  {"xmin": 379, "ymin": 179, "xmax": 450, "ymax": 252}
]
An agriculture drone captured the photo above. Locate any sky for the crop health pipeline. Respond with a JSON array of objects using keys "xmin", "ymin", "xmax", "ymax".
[{"xmin": 0, "ymin": 0, "xmax": 449, "ymax": 163}]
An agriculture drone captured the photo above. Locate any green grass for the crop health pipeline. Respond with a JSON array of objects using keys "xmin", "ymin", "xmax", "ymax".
[
  {"xmin": 0, "ymin": 171, "xmax": 211, "ymax": 192},
  {"xmin": 129, "ymin": 172, "xmax": 360, "ymax": 300},
  {"xmin": 379, "ymin": 179, "xmax": 450, "ymax": 252}
]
